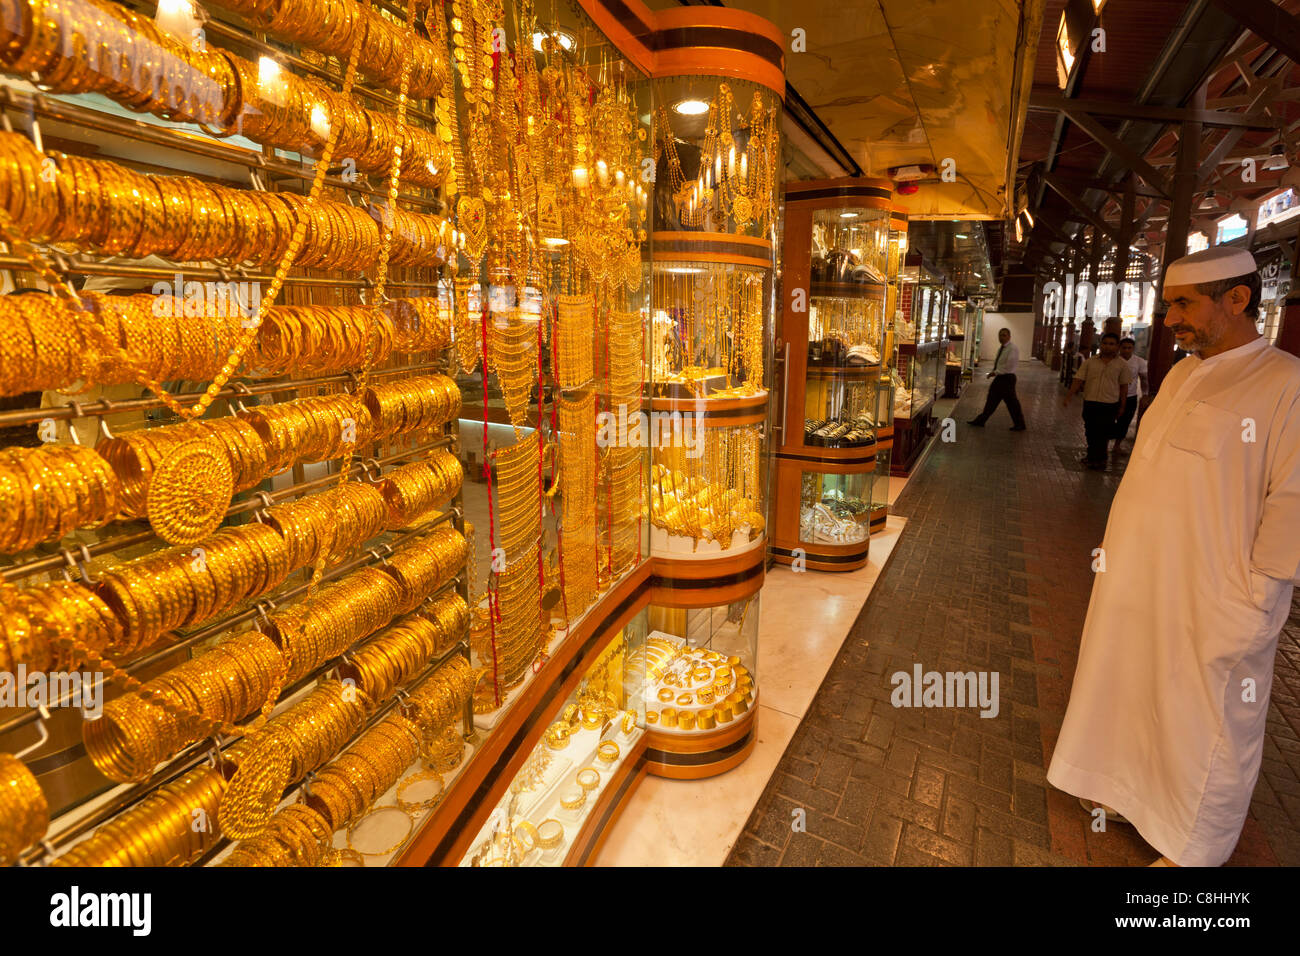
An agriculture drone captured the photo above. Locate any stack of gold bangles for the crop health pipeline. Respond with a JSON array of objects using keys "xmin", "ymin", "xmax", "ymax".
[
  {"xmin": 0, "ymin": 579, "xmax": 122, "ymax": 672},
  {"xmin": 402, "ymin": 656, "xmax": 477, "ymax": 739},
  {"xmin": 95, "ymin": 521, "xmax": 293, "ymax": 652},
  {"xmin": 342, "ymin": 615, "xmax": 444, "ymax": 703},
  {"xmin": 0, "ymin": 134, "xmax": 450, "ymax": 270},
  {"xmin": 0, "ymin": 0, "xmax": 449, "ymax": 181},
  {"xmin": 268, "ymin": 566, "xmax": 403, "ymax": 683},
  {"xmin": 0, "ymin": 753, "xmax": 49, "ymax": 865},
  {"xmin": 263, "ymin": 481, "xmax": 389, "ymax": 571},
  {"xmin": 379, "ymin": 450, "xmax": 464, "ymax": 528},
  {"xmin": 385, "ymin": 526, "xmax": 468, "ymax": 614},
  {"xmin": 97, "ymin": 421, "xmax": 263, "ymax": 522},
  {"xmin": 412, "ymin": 591, "xmax": 472, "ymax": 655},
  {"xmin": 259, "ymin": 680, "xmax": 370, "ymax": 783},
  {"xmin": 51, "ymin": 764, "xmax": 227, "ymax": 867},
  {"xmin": 304, "ymin": 714, "xmax": 422, "ymax": 830},
  {"xmin": 239, "ymin": 394, "xmax": 373, "ymax": 475},
  {"xmin": 0, "ymin": 444, "xmax": 121, "ymax": 552},
  {"xmin": 219, "ymin": 803, "xmax": 334, "ymax": 867},
  {"xmin": 84, "ymin": 631, "xmax": 285, "ymax": 782},
  {"xmin": 364, "ymin": 374, "xmax": 461, "ymax": 440}
]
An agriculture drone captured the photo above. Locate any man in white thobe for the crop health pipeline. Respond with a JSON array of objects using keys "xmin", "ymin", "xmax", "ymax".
[{"xmin": 1048, "ymin": 246, "xmax": 1300, "ymax": 866}]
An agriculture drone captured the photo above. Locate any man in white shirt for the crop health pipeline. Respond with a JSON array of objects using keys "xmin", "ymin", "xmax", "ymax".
[
  {"xmin": 967, "ymin": 328, "xmax": 1027, "ymax": 430},
  {"xmin": 1063, "ymin": 332, "xmax": 1131, "ymax": 469},
  {"xmin": 1110, "ymin": 336, "xmax": 1149, "ymax": 456},
  {"xmin": 1048, "ymin": 246, "xmax": 1300, "ymax": 866}
]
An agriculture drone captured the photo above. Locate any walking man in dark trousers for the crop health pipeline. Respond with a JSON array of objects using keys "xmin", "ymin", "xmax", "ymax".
[
  {"xmin": 968, "ymin": 327, "xmax": 1027, "ymax": 430},
  {"xmin": 1063, "ymin": 331, "xmax": 1131, "ymax": 469}
]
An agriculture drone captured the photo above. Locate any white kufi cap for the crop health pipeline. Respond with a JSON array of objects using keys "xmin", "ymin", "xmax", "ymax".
[{"xmin": 1163, "ymin": 246, "xmax": 1257, "ymax": 287}]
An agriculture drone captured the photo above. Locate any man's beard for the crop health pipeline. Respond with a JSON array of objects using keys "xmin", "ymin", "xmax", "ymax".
[{"xmin": 1172, "ymin": 313, "xmax": 1229, "ymax": 353}]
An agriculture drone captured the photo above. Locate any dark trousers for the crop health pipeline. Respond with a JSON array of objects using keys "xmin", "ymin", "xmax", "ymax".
[
  {"xmin": 972, "ymin": 374, "xmax": 1025, "ymax": 427},
  {"xmin": 1112, "ymin": 395, "xmax": 1138, "ymax": 443},
  {"xmin": 1082, "ymin": 400, "xmax": 1119, "ymax": 463}
]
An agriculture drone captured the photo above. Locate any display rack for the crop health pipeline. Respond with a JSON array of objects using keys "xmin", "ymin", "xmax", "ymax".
[
  {"xmin": 891, "ymin": 253, "xmax": 948, "ymax": 476},
  {"xmin": 0, "ymin": 0, "xmax": 790, "ymax": 867},
  {"xmin": 771, "ymin": 178, "xmax": 896, "ymax": 572}
]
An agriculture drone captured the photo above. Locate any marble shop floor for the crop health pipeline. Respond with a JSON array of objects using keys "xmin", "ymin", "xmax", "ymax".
[{"xmin": 597, "ymin": 360, "xmax": 1300, "ymax": 867}]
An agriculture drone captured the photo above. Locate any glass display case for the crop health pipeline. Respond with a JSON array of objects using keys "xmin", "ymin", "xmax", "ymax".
[
  {"xmin": 459, "ymin": 616, "xmax": 647, "ymax": 866},
  {"xmin": 772, "ymin": 178, "xmax": 897, "ymax": 571},
  {"xmin": 639, "ymin": 598, "xmax": 759, "ymax": 778}
]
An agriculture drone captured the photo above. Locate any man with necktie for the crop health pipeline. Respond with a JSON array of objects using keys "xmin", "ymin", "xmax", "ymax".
[{"xmin": 967, "ymin": 327, "xmax": 1027, "ymax": 430}]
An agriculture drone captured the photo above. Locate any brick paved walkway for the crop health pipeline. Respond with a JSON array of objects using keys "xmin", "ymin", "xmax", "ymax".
[{"xmin": 728, "ymin": 359, "xmax": 1300, "ymax": 867}]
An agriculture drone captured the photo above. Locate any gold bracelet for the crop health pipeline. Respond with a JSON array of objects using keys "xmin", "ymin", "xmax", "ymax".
[
  {"xmin": 678, "ymin": 711, "xmax": 697, "ymax": 731},
  {"xmin": 513, "ymin": 820, "xmax": 540, "ymax": 854},
  {"xmin": 395, "ymin": 770, "xmax": 445, "ymax": 813},
  {"xmin": 656, "ymin": 688, "xmax": 675, "ymax": 703},
  {"xmin": 596, "ymin": 741, "xmax": 620, "ymax": 765},
  {"xmin": 676, "ymin": 693, "xmax": 693, "ymax": 707},
  {"xmin": 559, "ymin": 788, "xmax": 585, "ymax": 811},
  {"xmin": 646, "ymin": 710, "xmax": 660, "ymax": 725},
  {"xmin": 697, "ymin": 709, "xmax": 717, "ymax": 730},
  {"xmin": 536, "ymin": 819, "xmax": 564, "ymax": 850},
  {"xmin": 621, "ymin": 712, "xmax": 637, "ymax": 735},
  {"xmin": 576, "ymin": 768, "xmax": 600, "ymax": 792},
  {"xmin": 346, "ymin": 805, "xmax": 414, "ymax": 856},
  {"xmin": 580, "ymin": 710, "xmax": 603, "ymax": 730},
  {"xmin": 696, "ymin": 686, "xmax": 715, "ymax": 705}
]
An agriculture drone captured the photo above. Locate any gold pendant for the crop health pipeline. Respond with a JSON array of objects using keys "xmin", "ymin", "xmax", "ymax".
[
  {"xmin": 147, "ymin": 438, "xmax": 234, "ymax": 545},
  {"xmin": 458, "ymin": 195, "xmax": 489, "ymax": 264}
]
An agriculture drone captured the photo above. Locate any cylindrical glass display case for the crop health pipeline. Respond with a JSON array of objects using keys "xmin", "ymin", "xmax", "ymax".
[
  {"xmin": 636, "ymin": 598, "xmax": 759, "ymax": 778},
  {"xmin": 771, "ymin": 178, "xmax": 896, "ymax": 571},
  {"xmin": 892, "ymin": 252, "xmax": 948, "ymax": 476}
]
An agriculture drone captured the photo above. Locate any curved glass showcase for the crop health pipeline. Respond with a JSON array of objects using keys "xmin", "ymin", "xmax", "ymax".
[
  {"xmin": 637, "ymin": 599, "xmax": 759, "ymax": 778},
  {"xmin": 773, "ymin": 178, "xmax": 896, "ymax": 571}
]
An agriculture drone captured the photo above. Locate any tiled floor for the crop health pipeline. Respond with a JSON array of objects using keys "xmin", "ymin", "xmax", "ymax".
[{"xmin": 727, "ymin": 360, "xmax": 1300, "ymax": 867}]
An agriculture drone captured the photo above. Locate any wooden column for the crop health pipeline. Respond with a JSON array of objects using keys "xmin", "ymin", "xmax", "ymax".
[{"xmin": 1151, "ymin": 90, "xmax": 1204, "ymax": 391}]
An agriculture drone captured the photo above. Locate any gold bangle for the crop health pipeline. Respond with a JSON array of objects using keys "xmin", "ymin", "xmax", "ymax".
[
  {"xmin": 559, "ymin": 788, "xmax": 585, "ymax": 811},
  {"xmin": 659, "ymin": 707, "xmax": 676, "ymax": 726},
  {"xmin": 596, "ymin": 741, "xmax": 620, "ymax": 764},
  {"xmin": 513, "ymin": 820, "xmax": 540, "ymax": 854},
  {"xmin": 395, "ymin": 770, "xmax": 444, "ymax": 813},
  {"xmin": 697, "ymin": 709, "xmax": 717, "ymax": 730},
  {"xmin": 696, "ymin": 686, "xmax": 715, "ymax": 705},
  {"xmin": 656, "ymin": 688, "xmax": 675, "ymax": 703},
  {"xmin": 576, "ymin": 768, "xmax": 600, "ymax": 792},
  {"xmin": 676, "ymin": 693, "xmax": 693, "ymax": 707},
  {"xmin": 646, "ymin": 710, "xmax": 660, "ymax": 725},
  {"xmin": 678, "ymin": 711, "xmax": 697, "ymax": 731},
  {"xmin": 580, "ymin": 710, "xmax": 603, "ymax": 730},
  {"xmin": 621, "ymin": 712, "xmax": 636, "ymax": 735},
  {"xmin": 536, "ymin": 819, "xmax": 564, "ymax": 850},
  {"xmin": 346, "ymin": 805, "xmax": 414, "ymax": 856},
  {"xmin": 321, "ymin": 847, "xmax": 366, "ymax": 867}
]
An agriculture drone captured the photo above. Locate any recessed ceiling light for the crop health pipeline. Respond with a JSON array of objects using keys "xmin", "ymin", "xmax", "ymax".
[
  {"xmin": 674, "ymin": 99, "xmax": 709, "ymax": 116},
  {"xmin": 955, "ymin": 233, "xmax": 968, "ymax": 239}
]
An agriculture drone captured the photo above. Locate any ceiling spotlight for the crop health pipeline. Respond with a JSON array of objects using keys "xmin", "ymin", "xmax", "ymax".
[
  {"xmin": 1265, "ymin": 143, "xmax": 1288, "ymax": 172},
  {"xmin": 1199, "ymin": 189, "xmax": 1218, "ymax": 211},
  {"xmin": 1023, "ymin": 209, "xmax": 1034, "ymax": 227},
  {"xmin": 1015, "ymin": 219, "xmax": 1024, "ymax": 243},
  {"xmin": 674, "ymin": 99, "xmax": 710, "ymax": 116}
]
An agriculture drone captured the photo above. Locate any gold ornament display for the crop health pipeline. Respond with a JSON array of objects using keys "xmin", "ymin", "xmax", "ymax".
[{"xmin": 146, "ymin": 438, "xmax": 235, "ymax": 546}]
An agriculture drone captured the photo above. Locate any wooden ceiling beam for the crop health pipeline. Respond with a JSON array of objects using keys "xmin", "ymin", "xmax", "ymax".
[
  {"xmin": 1028, "ymin": 93, "xmax": 1276, "ymax": 129},
  {"xmin": 1043, "ymin": 173, "xmax": 1119, "ymax": 242},
  {"xmin": 1209, "ymin": 0, "xmax": 1300, "ymax": 72}
]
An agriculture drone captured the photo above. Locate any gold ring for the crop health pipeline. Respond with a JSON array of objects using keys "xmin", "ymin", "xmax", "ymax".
[
  {"xmin": 576, "ymin": 768, "xmax": 600, "ymax": 792},
  {"xmin": 597, "ymin": 741, "xmax": 620, "ymax": 764},
  {"xmin": 559, "ymin": 788, "xmax": 586, "ymax": 811},
  {"xmin": 657, "ymin": 688, "xmax": 675, "ymax": 703}
]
